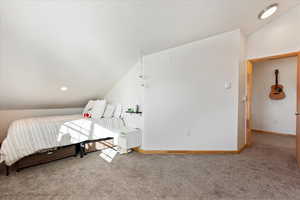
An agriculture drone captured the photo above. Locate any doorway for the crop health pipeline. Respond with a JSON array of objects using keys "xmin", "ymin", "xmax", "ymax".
[{"xmin": 246, "ymin": 52, "xmax": 300, "ymax": 166}]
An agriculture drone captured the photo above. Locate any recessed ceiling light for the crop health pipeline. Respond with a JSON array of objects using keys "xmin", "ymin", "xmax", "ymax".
[
  {"xmin": 258, "ymin": 3, "xmax": 278, "ymax": 20},
  {"xmin": 60, "ymin": 86, "xmax": 68, "ymax": 91}
]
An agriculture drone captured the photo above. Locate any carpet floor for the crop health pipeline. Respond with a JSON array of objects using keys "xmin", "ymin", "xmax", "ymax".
[{"xmin": 0, "ymin": 133, "xmax": 300, "ymax": 200}]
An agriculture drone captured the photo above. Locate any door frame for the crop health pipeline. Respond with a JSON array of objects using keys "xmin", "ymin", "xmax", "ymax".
[{"xmin": 246, "ymin": 51, "xmax": 300, "ymax": 165}]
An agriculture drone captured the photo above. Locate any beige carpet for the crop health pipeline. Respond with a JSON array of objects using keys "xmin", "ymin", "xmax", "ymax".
[{"xmin": 0, "ymin": 133, "xmax": 300, "ymax": 200}]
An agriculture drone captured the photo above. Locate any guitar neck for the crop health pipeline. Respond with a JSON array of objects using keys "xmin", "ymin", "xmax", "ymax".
[{"xmin": 275, "ymin": 70, "xmax": 279, "ymax": 86}]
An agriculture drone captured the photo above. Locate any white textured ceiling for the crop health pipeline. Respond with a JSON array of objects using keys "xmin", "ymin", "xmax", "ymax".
[{"xmin": 0, "ymin": 0, "xmax": 299, "ymax": 109}]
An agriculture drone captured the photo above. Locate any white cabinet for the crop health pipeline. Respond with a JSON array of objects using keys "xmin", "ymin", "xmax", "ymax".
[
  {"xmin": 115, "ymin": 128, "xmax": 142, "ymax": 154},
  {"xmin": 122, "ymin": 113, "xmax": 144, "ymax": 130}
]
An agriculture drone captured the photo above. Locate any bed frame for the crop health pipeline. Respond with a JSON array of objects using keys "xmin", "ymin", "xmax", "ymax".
[{"xmin": 5, "ymin": 137, "xmax": 114, "ymax": 176}]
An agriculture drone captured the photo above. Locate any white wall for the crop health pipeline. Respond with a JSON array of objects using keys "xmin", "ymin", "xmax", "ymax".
[
  {"xmin": 105, "ymin": 63, "xmax": 144, "ymax": 112},
  {"xmin": 252, "ymin": 57, "xmax": 297, "ymax": 135},
  {"xmin": 247, "ymin": 5, "xmax": 300, "ymax": 59},
  {"xmin": 0, "ymin": 108, "xmax": 82, "ymax": 142},
  {"xmin": 142, "ymin": 30, "xmax": 243, "ymax": 150},
  {"xmin": 104, "ymin": 63, "xmax": 144, "ymax": 131}
]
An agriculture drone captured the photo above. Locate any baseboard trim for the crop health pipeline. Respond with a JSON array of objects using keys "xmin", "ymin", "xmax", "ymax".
[
  {"xmin": 134, "ymin": 144, "xmax": 247, "ymax": 155},
  {"xmin": 238, "ymin": 144, "xmax": 247, "ymax": 153},
  {"xmin": 252, "ymin": 129, "xmax": 296, "ymax": 137}
]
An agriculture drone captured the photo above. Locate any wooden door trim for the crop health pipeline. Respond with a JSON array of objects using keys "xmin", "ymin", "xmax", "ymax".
[
  {"xmin": 246, "ymin": 60, "xmax": 253, "ymax": 147},
  {"xmin": 249, "ymin": 51, "xmax": 300, "ymax": 63},
  {"xmin": 297, "ymin": 53, "xmax": 300, "ymax": 167},
  {"xmin": 246, "ymin": 51, "xmax": 300, "ymax": 166}
]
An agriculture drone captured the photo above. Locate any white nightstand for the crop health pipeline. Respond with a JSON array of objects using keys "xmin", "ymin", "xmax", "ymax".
[
  {"xmin": 122, "ymin": 113, "xmax": 144, "ymax": 130},
  {"xmin": 114, "ymin": 128, "xmax": 142, "ymax": 154}
]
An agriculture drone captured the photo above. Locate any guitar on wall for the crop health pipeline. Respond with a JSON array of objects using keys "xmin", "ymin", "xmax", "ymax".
[{"xmin": 269, "ymin": 69, "xmax": 286, "ymax": 100}]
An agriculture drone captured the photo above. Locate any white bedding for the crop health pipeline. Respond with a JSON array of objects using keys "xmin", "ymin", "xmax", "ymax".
[{"xmin": 0, "ymin": 115, "xmax": 127, "ymax": 166}]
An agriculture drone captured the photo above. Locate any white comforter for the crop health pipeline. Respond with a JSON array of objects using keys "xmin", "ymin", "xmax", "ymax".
[{"xmin": 0, "ymin": 115, "xmax": 126, "ymax": 166}]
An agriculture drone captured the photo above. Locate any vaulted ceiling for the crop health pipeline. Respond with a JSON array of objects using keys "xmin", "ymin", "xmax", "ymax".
[{"xmin": 0, "ymin": 0, "xmax": 299, "ymax": 109}]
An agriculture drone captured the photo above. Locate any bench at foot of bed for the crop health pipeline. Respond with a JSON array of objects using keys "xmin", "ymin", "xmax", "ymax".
[
  {"xmin": 5, "ymin": 138, "xmax": 115, "ymax": 175},
  {"xmin": 6, "ymin": 165, "xmax": 9, "ymax": 176},
  {"xmin": 12, "ymin": 144, "xmax": 77, "ymax": 174},
  {"xmin": 79, "ymin": 138, "xmax": 114, "ymax": 158}
]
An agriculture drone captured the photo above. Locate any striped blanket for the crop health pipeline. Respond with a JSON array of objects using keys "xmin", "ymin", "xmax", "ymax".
[{"xmin": 0, "ymin": 115, "xmax": 126, "ymax": 166}]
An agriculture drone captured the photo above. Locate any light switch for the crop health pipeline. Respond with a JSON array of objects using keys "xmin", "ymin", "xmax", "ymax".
[{"xmin": 225, "ymin": 81, "xmax": 232, "ymax": 89}]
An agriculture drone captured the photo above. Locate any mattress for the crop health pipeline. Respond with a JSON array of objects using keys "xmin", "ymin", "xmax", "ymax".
[{"xmin": 0, "ymin": 115, "xmax": 126, "ymax": 166}]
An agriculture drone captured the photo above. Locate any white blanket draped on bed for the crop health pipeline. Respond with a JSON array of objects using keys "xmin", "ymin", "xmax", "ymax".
[{"xmin": 0, "ymin": 115, "xmax": 127, "ymax": 166}]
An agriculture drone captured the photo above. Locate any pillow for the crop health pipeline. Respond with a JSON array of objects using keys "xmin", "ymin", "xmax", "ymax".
[
  {"xmin": 114, "ymin": 104, "xmax": 122, "ymax": 118},
  {"xmin": 103, "ymin": 104, "xmax": 115, "ymax": 118},
  {"xmin": 90, "ymin": 100, "xmax": 107, "ymax": 119},
  {"xmin": 82, "ymin": 100, "xmax": 95, "ymax": 114}
]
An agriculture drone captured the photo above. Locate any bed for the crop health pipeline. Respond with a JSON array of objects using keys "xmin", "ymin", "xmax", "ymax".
[{"xmin": 0, "ymin": 114, "xmax": 128, "ymax": 174}]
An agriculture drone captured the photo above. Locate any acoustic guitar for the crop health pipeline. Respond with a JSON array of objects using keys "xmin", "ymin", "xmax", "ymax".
[{"xmin": 269, "ymin": 69, "xmax": 285, "ymax": 100}]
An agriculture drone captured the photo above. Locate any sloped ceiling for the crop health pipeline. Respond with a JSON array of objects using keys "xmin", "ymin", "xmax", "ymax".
[{"xmin": 0, "ymin": 0, "xmax": 299, "ymax": 109}]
